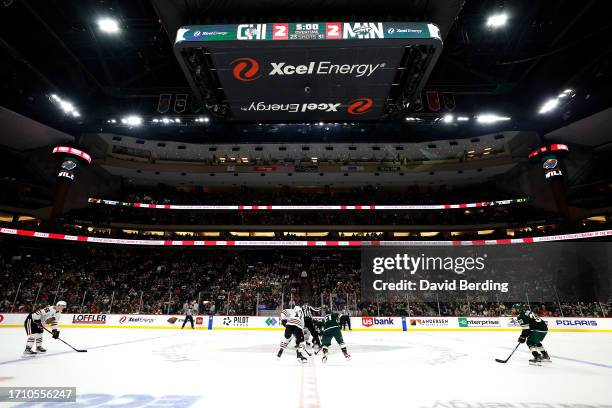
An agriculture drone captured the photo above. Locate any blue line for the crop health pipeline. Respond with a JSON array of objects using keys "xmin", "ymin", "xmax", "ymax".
[
  {"xmin": 0, "ymin": 333, "xmax": 180, "ymax": 366},
  {"xmin": 414, "ymin": 331, "xmax": 612, "ymax": 369},
  {"xmin": 499, "ymin": 346, "xmax": 612, "ymax": 369}
]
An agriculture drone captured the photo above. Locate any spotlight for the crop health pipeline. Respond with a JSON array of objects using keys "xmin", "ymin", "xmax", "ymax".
[
  {"xmin": 442, "ymin": 114, "xmax": 454, "ymax": 123},
  {"xmin": 486, "ymin": 13, "xmax": 508, "ymax": 28},
  {"xmin": 97, "ymin": 18, "xmax": 120, "ymax": 34},
  {"xmin": 49, "ymin": 94, "xmax": 80, "ymax": 118},
  {"xmin": 122, "ymin": 115, "xmax": 143, "ymax": 126},
  {"xmin": 538, "ymin": 98, "xmax": 559, "ymax": 114},
  {"xmin": 476, "ymin": 114, "xmax": 511, "ymax": 124},
  {"xmin": 457, "ymin": 116, "xmax": 470, "ymax": 122}
]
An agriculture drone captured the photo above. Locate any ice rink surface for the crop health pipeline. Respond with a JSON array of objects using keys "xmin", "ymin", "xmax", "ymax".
[{"xmin": 1, "ymin": 328, "xmax": 611, "ymax": 407}]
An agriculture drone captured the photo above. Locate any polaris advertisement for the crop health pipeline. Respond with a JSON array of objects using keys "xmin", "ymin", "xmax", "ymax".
[{"xmin": 361, "ymin": 243, "xmax": 612, "ymax": 303}]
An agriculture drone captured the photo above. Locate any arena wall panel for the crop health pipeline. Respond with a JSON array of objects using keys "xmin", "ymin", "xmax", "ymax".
[{"xmin": 1, "ymin": 314, "xmax": 611, "ymax": 332}]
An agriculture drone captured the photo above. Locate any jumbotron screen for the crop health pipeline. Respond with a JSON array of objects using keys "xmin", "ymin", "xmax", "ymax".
[{"xmin": 174, "ymin": 22, "xmax": 442, "ymax": 120}]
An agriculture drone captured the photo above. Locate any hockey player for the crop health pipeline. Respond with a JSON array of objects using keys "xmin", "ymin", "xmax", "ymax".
[
  {"xmin": 277, "ymin": 305, "xmax": 308, "ymax": 363},
  {"xmin": 517, "ymin": 309, "xmax": 550, "ymax": 365},
  {"xmin": 317, "ymin": 310, "xmax": 351, "ymax": 363},
  {"xmin": 24, "ymin": 301, "xmax": 66, "ymax": 355}
]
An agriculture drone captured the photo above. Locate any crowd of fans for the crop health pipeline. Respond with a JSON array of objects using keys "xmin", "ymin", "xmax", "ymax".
[
  {"xmin": 1, "ymin": 240, "xmax": 610, "ymax": 318},
  {"xmin": 104, "ymin": 185, "xmax": 517, "ymax": 206}
]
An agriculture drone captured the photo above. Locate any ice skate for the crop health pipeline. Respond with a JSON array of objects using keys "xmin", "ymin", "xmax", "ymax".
[
  {"xmin": 529, "ymin": 355, "xmax": 542, "ymax": 366},
  {"xmin": 23, "ymin": 346, "xmax": 37, "ymax": 356}
]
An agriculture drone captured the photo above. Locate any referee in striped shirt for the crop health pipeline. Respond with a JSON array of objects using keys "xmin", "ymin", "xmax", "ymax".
[{"xmin": 302, "ymin": 303, "xmax": 322, "ymax": 348}]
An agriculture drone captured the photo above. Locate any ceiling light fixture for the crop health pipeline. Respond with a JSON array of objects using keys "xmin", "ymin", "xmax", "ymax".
[
  {"xmin": 486, "ymin": 13, "xmax": 508, "ymax": 28},
  {"xmin": 442, "ymin": 114, "xmax": 454, "ymax": 123},
  {"xmin": 97, "ymin": 18, "xmax": 120, "ymax": 34},
  {"xmin": 476, "ymin": 114, "xmax": 511, "ymax": 124},
  {"xmin": 122, "ymin": 115, "xmax": 143, "ymax": 126},
  {"xmin": 538, "ymin": 98, "xmax": 560, "ymax": 114}
]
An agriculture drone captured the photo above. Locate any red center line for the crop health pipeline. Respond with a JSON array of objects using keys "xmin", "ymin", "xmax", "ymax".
[{"xmin": 300, "ymin": 357, "xmax": 321, "ymax": 408}]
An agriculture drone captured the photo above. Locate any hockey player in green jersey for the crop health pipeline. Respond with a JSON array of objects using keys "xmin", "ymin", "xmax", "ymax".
[
  {"xmin": 316, "ymin": 311, "xmax": 351, "ymax": 363},
  {"xmin": 517, "ymin": 309, "xmax": 550, "ymax": 365}
]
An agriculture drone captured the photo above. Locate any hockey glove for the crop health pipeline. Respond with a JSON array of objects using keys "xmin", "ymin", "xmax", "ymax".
[
  {"xmin": 52, "ymin": 329, "xmax": 60, "ymax": 339},
  {"xmin": 518, "ymin": 335, "xmax": 527, "ymax": 343}
]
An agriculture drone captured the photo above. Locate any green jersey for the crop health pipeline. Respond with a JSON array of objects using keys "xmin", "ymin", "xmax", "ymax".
[
  {"xmin": 321, "ymin": 312, "xmax": 341, "ymax": 332},
  {"xmin": 517, "ymin": 311, "xmax": 548, "ymax": 332}
]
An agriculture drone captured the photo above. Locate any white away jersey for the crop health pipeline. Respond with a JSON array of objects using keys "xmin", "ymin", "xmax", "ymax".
[
  {"xmin": 281, "ymin": 306, "xmax": 304, "ymax": 329},
  {"xmin": 31, "ymin": 306, "xmax": 62, "ymax": 330}
]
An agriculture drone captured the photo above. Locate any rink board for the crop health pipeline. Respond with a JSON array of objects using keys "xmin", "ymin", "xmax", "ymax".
[{"xmin": 1, "ymin": 313, "xmax": 610, "ymax": 332}]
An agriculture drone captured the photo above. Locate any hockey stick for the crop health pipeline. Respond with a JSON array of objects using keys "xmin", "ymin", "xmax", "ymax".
[
  {"xmin": 43, "ymin": 327, "xmax": 87, "ymax": 352},
  {"xmin": 495, "ymin": 343, "xmax": 520, "ymax": 363}
]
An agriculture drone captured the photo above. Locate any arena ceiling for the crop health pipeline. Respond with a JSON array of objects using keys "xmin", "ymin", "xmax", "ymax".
[{"xmin": 0, "ymin": 0, "xmax": 611, "ymax": 144}]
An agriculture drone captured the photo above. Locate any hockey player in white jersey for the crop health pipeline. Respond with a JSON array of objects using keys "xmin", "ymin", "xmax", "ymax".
[
  {"xmin": 23, "ymin": 301, "xmax": 66, "ymax": 355},
  {"xmin": 276, "ymin": 305, "xmax": 308, "ymax": 363}
]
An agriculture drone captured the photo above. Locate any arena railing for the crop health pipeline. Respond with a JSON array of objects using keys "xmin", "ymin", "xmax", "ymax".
[
  {"xmin": 1, "ymin": 226, "xmax": 611, "ymax": 246},
  {"xmin": 87, "ymin": 197, "xmax": 529, "ymax": 210}
]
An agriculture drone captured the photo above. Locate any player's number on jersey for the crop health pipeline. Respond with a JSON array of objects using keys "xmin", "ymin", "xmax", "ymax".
[{"xmin": 527, "ymin": 311, "xmax": 542, "ymax": 322}]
